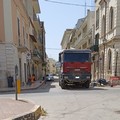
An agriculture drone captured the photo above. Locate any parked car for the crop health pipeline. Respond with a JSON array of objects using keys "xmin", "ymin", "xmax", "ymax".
[
  {"xmin": 53, "ymin": 74, "xmax": 59, "ymax": 80},
  {"xmin": 45, "ymin": 74, "xmax": 54, "ymax": 81}
]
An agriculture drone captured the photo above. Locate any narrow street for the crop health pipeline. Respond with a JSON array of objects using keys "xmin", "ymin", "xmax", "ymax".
[{"xmin": 0, "ymin": 80, "xmax": 120, "ymax": 120}]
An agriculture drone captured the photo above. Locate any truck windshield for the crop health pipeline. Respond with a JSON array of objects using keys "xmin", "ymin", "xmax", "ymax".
[{"xmin": 64, "ymin": 53, "xmax": 91, "ymax": 62}]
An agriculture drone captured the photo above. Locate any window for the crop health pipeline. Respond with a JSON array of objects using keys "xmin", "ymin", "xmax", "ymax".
[
  {"xmin": 95, "ymin": 33, "xmax": 99, "ymax": 45},
  {"xmin": 17, "ymin": 18, "xmax": 20, "ymax": 45},
  {"xmin": 96, "ymin": 9, "xmax": 99, "ymax": 29},
  {"xmin": 64, "ymin": 53, "xmax": 91, "ymax": 62},
  {"xmin": 101, "ymin": 15, "xmax": 105, "ymax": 36},
  {"xmin": 88, "ymin": 39, "xmax": 91, "ymax": 44},
  {"xmin": 108, "ymin": 49, "xmax": 112, "ymax": 70},
  {"xmin": 23, "ymin": 26, "xmax": 25, "ymax": 46},
  {"xmin": 101, "ymin": 52, "xmax": 104, "ymax": 72},
  {"xmin": 109, "ymin": 7, "xmax": 114, "ymax": 30},
  {"xmin": 82, "ymin": 43, "xmax": 87, "ymax": 49},
  {"xmin": 78, "ymin": 32, "xmax": 81, "ymax": 38},
  {"xmin": 17, "ymin": 18, "xmax": 20, "ymax": 36},
  {"xmin": 83, "ymin": 25, "xmax": 87, "ymax": 33}
]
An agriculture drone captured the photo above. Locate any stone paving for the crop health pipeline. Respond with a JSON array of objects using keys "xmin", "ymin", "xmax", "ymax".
[
  {"xmin": 0, "ymin": 80, "xmax": 44, "ymax": 120},
  {"xmin": 0, "ymin": 80, "xmax": 119, "ymax": 119}
]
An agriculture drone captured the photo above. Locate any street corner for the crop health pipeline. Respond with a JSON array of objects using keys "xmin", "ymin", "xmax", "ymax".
[
  {"xmin": 35, "ymin": 105, "xmax": 48, "ymax": 117},
  {"xmin": 12, "ymin": 105, "xmax": 44, "ymax": 120},
  {"xmin": 32, "ymin": 105, "xmax": 42, "ymax": 120}
]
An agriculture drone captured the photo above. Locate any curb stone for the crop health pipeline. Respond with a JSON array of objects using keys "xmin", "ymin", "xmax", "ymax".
[
  {"xmin": 6, "ymin": 105, "xmax": 42, "ymax": 120},
  {"xmin": 0, "ymin": 81, "xmax": 46, "ymax": 120}
]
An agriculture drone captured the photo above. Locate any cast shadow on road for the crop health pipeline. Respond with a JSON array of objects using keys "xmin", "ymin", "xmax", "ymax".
[
  {"xmin": 21, "ymin": 81, "xmax": 56, "ymax": 94},
  {"xmin": 64, "ymin": 86, "xmax": 108, "ymax": 91},
  {"xmin": 0, "ymin": 81, "xmax": 56, "ymax": 95}
]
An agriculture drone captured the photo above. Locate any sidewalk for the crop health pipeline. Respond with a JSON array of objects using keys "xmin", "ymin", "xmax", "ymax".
[
  {"xmin": 0, "ymin": 80, "xmax": 45, "ymax": 120},
  {"xmin": 0, "ymin": 80, "xmax": 44, "ymax": 92}
]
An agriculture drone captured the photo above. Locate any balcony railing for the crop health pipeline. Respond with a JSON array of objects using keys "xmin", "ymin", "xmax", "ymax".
[
  {"xmin": 17, "ymin": 35, "xmax": 28, "ymax": 52},
  {"xmin": 90, "ymin": 45, "xmax": 99, "ymax": 52},
  {"xmin": 32, "ymin": 0, "xmax": 40, "ymax": 13},
  {"xmin": 32, "ymin": 49, "xmax": 42, "ymax": 62},
  {"xmin": 33, "ymin": 13, "xmax": 38, "ymax": 21},
  {"xmin": 37, "ymin": 36, "xmax": 42, "ymax": 47},
  {"xmin": 29, "ymin": 29, "xmax": 37, "ymax": 42}
]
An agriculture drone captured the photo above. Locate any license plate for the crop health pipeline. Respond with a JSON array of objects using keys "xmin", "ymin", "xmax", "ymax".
[{"xmin": 75, "ymin": 76, "xmax": 79, "ymax": 79}]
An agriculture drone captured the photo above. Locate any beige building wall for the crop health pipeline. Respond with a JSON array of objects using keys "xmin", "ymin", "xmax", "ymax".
[
  {"xmin": 61, "ymin": 29, "xmax": 73, "ymax": 49},
  {"xmin": 73, "ymin": 10, "xmax": 95, "ymax": 49},
  {"xmin": 0, "ymin": 0, "xmax": 5, "ymax": 42},
  {"xmin": 0, "ymin": 0, "xmax": 18, "ymax": 87},
  {"xmin": 95, "ymin": 0, "xmax": 120, "ymax": 80},
  {"xmin": 47, "ymin": 58, "xmax": 56, "ymax": 74},
  {"xmin": 0, "ymin": 0, "xmax": 44, "ymax": 87}
]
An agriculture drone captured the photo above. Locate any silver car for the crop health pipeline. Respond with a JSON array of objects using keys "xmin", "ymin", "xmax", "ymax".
[{"xmin": 45, "ymin": 74, "xmax": 54, "ymax": 81}]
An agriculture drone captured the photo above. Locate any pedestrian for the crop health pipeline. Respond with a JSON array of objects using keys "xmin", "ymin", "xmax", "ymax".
[
  {"xmin": 27, "ymin": 75, "xmax": 31, "ymax": 86},
  {"xmin": 33, "ymin": 74, "xmax": 36, "ymax": 81},
  {"xmin": 31, "ymin": 74, "xmax": 35, "ymax": 83},
  {"xmin": 43, "ymin": 76, "xmax": 46, "ymax": 84}
]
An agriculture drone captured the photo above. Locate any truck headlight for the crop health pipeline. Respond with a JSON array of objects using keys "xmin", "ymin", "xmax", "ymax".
[{"xmin": 75, "ymin": 76, "xmax": 80, "ymax": 79}]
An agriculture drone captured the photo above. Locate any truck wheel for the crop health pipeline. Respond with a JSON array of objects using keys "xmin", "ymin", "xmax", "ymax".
[
  {"xmin": 85, "ymin": 81, "xmax": 90, "ymax": 88},
  {"xmin": 61, "ymin": 82, "xmax": 67, "ymax": 89}
]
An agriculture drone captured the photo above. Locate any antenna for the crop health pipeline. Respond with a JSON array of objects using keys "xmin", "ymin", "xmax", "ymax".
[{"xmin": 85, "ymin": 0, "xmax": 86, "ymax": 16}]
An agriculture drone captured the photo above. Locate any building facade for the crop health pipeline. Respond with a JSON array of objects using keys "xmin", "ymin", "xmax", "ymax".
[
  {"xmin": 61, "ymin": 0, "xmax": 120, "ymax": 81},
  {"xmin": 61, "ymin": 10, "xmax": 95, "ymax": 51},
  {"xmin": 94, "ymin": 0, "xmax": 120, "ymax": 80},
  {"xmin": 61, "ymin": 29, "xmax": 73, "ymax": 49},
  {"xmin": 46, "ymin": 58, "xmax": 56, "ymax": 75},
  {"xmin": 0, "ymin": 0, "xmax": 46, "ymax": 88}
]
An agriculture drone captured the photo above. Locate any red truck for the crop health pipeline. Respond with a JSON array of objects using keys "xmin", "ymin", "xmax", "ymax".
[{"xmin": 59, "ymin": 49, "xmax": 92, "ymax": 89}]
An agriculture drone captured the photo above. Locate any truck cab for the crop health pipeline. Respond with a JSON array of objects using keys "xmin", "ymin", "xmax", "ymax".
[{"xmin": 59, "ymin": 49, "xmax": 92, "ymax": 89}]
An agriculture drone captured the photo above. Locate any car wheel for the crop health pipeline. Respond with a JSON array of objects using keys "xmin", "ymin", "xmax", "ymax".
[{"xmin": 61, "ymin": 81, "xmax": 67, "ymax": 89}]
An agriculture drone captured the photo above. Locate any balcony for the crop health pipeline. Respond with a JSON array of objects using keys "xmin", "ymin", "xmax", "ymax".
[
  {"xmin": 32, "ymin": 49, "xmax": 42, "ymax": 62},
  {"xmin": 33, "ymin": 13, "xmax": 38, "ymax": 21},
  {"xmin": 32, "ymin": 0, "xmax": 40, "ymax": 13},
  {"xmin": 33, "ymin": 13, "xmax": 40, "ymax": 30},
  {"xmin": 18, "ymin": 44, "xmax": 28, "ymax": 52},
  {"xmin": 90, "ymin": 45, "xmax": 99, "ymax": 52},
  {"xmin": 37, "ymin": 35, "xmax": 43, "ymax": 48},
  {"xmin": 29, "ymin": 29, "xmax": 37, "ymax": 42}
]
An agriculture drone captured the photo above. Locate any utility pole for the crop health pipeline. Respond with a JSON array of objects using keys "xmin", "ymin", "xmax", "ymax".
[{"xmin": 15, "ymin": 65, "xmax": 18, "ymax": 100}]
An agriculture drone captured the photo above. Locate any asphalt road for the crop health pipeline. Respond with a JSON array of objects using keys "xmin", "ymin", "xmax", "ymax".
[{"xmin": 0, "ymin": 80, "xmax": 120, "ymax": 120}]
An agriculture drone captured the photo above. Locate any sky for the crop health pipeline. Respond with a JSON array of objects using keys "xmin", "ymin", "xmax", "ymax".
[{"xmin": 39, "ymin": 0, "xmax": 94, "ymax": 61}]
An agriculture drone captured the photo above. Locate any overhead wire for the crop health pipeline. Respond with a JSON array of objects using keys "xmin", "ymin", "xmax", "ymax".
[
  {"xmin": 44, "ymin": 0, "xmax": 95, "ymax": 7},
  {"xmin": 46, "ymin": 47, "xmax": 61, "ymax": 50},
  {"xmin": 44, "ymin": 0, "xmax": 117, "ymax": 8}
]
